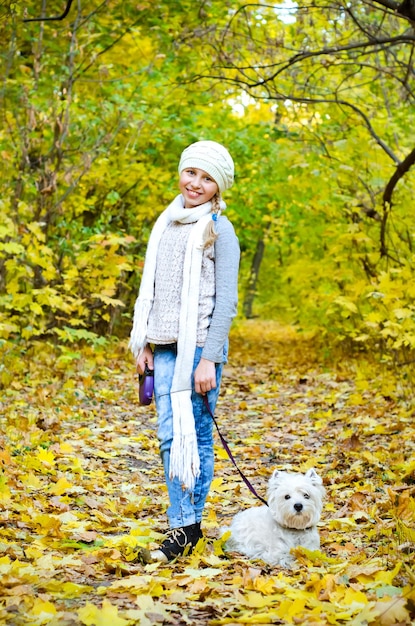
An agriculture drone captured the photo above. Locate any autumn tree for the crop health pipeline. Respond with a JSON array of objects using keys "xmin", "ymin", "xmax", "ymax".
[
  {"xmin": 197, "ymin": 1, "xmax": 415, "ymax": 219},
  {"xmin": 178, "ymin": 0, "xmax": 415, "ymax": 355},
  {"xmin": 0, "ymin": 1, "xmax": 246, "ymax": 343}
]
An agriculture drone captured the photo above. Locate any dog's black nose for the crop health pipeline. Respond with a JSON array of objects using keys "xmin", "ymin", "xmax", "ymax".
[{"xmin": 294, "ymin": 503, "xmax": 303, "ymax": 512}]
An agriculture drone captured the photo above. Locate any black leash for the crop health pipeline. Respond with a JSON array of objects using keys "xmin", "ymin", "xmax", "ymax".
[{"xmin": 203, "ymin": 395, "xmax": 268, "ymax": 507}]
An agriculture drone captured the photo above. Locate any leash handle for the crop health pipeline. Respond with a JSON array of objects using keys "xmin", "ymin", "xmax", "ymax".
[{"xmin": 203, "ymin": 395, "xmax": 268, "ymax": 507}]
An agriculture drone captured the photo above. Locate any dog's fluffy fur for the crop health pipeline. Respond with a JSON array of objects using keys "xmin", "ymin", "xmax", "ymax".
[{"xmin": 223, "ymin": 468, "xmax": 325, "ymax": 567}]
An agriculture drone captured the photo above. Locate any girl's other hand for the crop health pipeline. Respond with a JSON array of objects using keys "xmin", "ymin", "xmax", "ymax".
[
  {"xmin": 136, "ymin": 345, "xmax": 154, "ymax": 375},
  {"xmin": 194, "ymin": 358, "xmax": 216, "ymax": 395}
]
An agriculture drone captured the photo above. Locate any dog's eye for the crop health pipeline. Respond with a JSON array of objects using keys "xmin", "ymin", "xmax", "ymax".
[
  {"xmin": 284, "ymin": 494, "xmax": 291, "ymax": 500},
  {"xmin": 304, "ymin": 493, "xmax": 310, "ymax": 499}
]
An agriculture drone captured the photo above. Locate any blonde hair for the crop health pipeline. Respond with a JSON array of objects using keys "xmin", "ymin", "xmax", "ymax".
[{"xmin": 203, "ymin": 193, "xmax": 222, "ymax": 248}]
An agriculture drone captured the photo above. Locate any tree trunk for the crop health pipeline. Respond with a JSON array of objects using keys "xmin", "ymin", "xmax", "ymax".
[{"xmin": 243, "ymin": 225, "xmax": 269, "ymax": 318}]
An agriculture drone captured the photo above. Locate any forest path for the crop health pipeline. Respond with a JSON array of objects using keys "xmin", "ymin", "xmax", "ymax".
[{"xmin": 1, "ymin": 322, "xmax": 414, "ymax": 624}]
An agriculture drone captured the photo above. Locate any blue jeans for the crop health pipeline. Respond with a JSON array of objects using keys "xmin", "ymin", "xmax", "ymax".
[{"xmin": 154, "ymin": 343, "xmax": 225, "ymax": 529}]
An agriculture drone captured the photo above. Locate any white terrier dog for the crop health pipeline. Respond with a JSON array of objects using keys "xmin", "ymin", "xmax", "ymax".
[{"xmin": 223, "ymin": 468, "xmax": 325, "ymax": 567}]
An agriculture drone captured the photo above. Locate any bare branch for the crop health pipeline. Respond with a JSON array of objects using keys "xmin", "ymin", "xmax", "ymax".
[
  {"xmin": 372, "ymin": 0, "xmax": 402, "ymax": 9},
  {"xmin": 220, "ymin": 34, "xmax": 415, "ymax": 84},
  {"xmin": 23, "ymin": 0, "xmax": 74, "ymax": 23},
  {"xmin": 383, "ymin": 145, "xmax": 415, "ymax": 206},
  {"xmin": 379, "ymin": 146, "xmax": 415, "ymax": 256},
  {"xmin": 372, "ymin": 0, "xmax": 415, "ymax": 21},
  {"xmin": 187, "ymin": 63, "xmax": 401, "ymax": 164},
  {"xmin": 292, "ymin": 95, "xmax": 400, "ymax": 163}
]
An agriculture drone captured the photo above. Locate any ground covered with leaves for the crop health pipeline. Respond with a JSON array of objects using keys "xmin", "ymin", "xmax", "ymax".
[{"xmin": 1, "ymin": 322, "xmax": 415, "ymax": 625}]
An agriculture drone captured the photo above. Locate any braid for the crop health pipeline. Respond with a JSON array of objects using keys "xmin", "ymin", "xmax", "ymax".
[{"xmin": 202, "ymin": 193, "xmax": 221, "ymax": 248}]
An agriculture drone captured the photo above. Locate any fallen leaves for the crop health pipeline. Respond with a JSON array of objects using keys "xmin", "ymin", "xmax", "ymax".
[{"xmin": 0, "ymin": 322, "xmax": 415, "ymax": 624}]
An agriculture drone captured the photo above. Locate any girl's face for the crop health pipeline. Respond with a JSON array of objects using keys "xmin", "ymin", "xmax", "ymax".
[{"xmin": 179, "ymin": 168, "xmax": 218, "ymax": 208}]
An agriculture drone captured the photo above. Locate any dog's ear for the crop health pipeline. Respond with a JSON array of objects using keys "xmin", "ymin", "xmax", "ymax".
[
  {"xmin": 305, "ymin": 468, "xmax": 322, "ymax": 485},
  {"xmin": 270, "ymin": 469, "xmax": 286, "ymax": 485}
]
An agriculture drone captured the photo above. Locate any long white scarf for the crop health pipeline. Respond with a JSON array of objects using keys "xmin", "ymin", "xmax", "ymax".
[{"xmin": 129, "ymin": 194, "xmax": 218, "ymax": 490}]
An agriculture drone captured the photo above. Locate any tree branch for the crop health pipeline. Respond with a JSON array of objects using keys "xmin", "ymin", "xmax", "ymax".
[
  {"xmin": 23, "ymin": 0, "xmax": 73, "ymax": 23},
  {"xmin": 218, "ymin": 34, "xmax": 415, "ymax": 81},
  {"xmin": 379, "ymin": 145, "xmax": 415, "ymax": 256},
  {"xmin": 292, "ymin": 95, "xmax": 400, "ymax": 163},
  {"xmin": 383, "ymin": 145, "xmax": 415, "ymax": 206},
  {"xmin": 188, "ymin": 65, "xmax": 402, "ymax": 164},
  {"xmin": 372, "ymin": 0, "xmax": 415, "ymax": 21}
]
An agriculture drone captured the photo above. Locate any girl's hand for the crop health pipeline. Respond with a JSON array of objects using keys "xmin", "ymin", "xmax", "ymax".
[
  {"xmin": 194, "ymin": 357, "xmax": 216, "ymax": 395},
  {"xmin": 136, "ymin": 345, "xmax": 154, "ymax": 375}
]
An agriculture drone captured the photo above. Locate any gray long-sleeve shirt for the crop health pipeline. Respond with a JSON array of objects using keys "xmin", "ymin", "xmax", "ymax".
[{"xmin": 201, "ymin": 216, "xmax": 240, "ymax": 363}]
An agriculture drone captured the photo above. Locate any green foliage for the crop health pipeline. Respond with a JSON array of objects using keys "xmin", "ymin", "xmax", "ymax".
[
  {"xmin": 0, "ymin": 1, "xmax": 240, "ymax": 340},
  {"xmin": 191, "ymin": 1, "xmax": 415, "ymax": 358}
]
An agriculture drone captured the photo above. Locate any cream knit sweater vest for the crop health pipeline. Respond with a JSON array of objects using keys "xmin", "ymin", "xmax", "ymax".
[{"xmin": 146, "ymin": 221, "xmax": 215, "ymax": 346}]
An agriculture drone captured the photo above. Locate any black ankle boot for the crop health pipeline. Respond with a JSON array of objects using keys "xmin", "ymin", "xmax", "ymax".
[{"xmin": 159, "ymin": 522, "xmax": 203, "ymax": 561}]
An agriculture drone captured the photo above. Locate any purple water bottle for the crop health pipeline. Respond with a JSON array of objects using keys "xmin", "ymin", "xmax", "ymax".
[{"xmin": 139, "ymin": 364, "xmax": 154, "ymax": 406}]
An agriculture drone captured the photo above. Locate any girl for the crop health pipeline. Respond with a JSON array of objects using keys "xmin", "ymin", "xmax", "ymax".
[{"xmin": 129, "ymin": 140, "xmax": 240, "ymax": 562}]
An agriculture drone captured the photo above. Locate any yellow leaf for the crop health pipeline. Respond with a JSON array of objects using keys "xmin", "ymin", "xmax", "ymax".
[
  {"xmin": 36, "ymin": 448, "xmax": 56, "ymax": 466},
  {"xmin": 25, "ymin": 546, "xmax": 44, "ymax": 560},
  {"xmin": 213, "ymin": 535, "xmax": 228, "ymax": 556},
  {"xmin": 183, "ymin": 567, "xmax": 222, "ymax": 578},
  {"xmin": 349, "ymin": 604, "xmax": 382, "ymax": 625},
  {"xmin": 274, "ymin": 598, "xmax": 302, "ymax": 621},
  {"xmin": 373, "ymin": 597, "xmax": 410, "ymax": 626},
  {"xmin": 49, "ymin": 476, "xmax": 73, "ymax": 495},
  {"xmin": 89, "ymin": 449, "xmax": 116, "ymax": 459},
  {"xmin": 101, "ymin": 599, "xmax": 129, "ymax": 626},
  {"xmin": 109, "ymin": 575, "xmax": 149, "ymax": 591},
  {"xmin": 374, "ymin": 562, "xmax": 401, "ymax": 585},
  {"xmin": 328, "ymin": 517, "xmax": 357, "ymax": 530},
  {"xmin": 215, "ymin": 447, "xmax": 230, "ymax": 460},
  {"xmin": 21, "ymin": 473, "xmax": 44, "ymax": 490},
  {"xmin": 0, "ymin": 555, "xmax": 12, "ymax": 574},
  {"xmin": 210, "ymin": 478, "xmax": 241, "ymax": 493},
  {"xmin": 223, "ymin": 611, "xmax": 283, "ymax": 624},
  {"xmin": 0, "ymin": 475, "xmax": 11, "ymax": 502},
  {"xmin": 334, "ymin": 296, "xmax": 358, "ymax": 313},
  {"xmin": 79, "ymin": 599, "xmax": 129, "ymax": 626},
  {"xmin": 393, "ymin": 307, "xmax": 412, "ymax": 319},
  {"xmin": 0, "ymin": 241, "xmax": 25, "ymax": 254},
  {"xmin": 78, "ymin": 602, "xmax": 99, "ymax": 625},
  {"xmin": 91, "ymin": 293, "xmax": 125, "ymax": 307},
  {"xmin": 27, "ymin": 221, "xmax": 46, "ymax": 242},
  {"xmin": 342, "ymin": 587, "xmax": 369, "ymax": 606},
  {"xmin": 33, "ymin": 513, "xmax": 62, "ymax": 534},
  {"xmin": 252, "ymin": 576, "xmax": 278, "ymax": 595},
  {"xmin": 396, "ymin": 519, "xmax": 415, "ymax": 543},
  {"xmin": 36, "ymin": 553, "xmax": 57, "ymax": 571},
  {"xmin": 60, "ymin": 582, "xmax": 94, "ymax": 598},
  {"xmin": 133, "ymin": 594, "xmax": 154, "ymax": 611},
  {"xmin": 242, "ymin": 591, "xmax": 278, "ymax": 608},
  {"xmin": 210, "ymin": 477, "xmax": 224, "ymax": 490},
  {"xmin": 32, "ymin": 599, "xmax": 57, "ymax": 616}
]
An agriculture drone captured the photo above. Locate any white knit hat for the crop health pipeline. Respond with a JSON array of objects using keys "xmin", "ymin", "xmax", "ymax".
[{"xmin": 178, "ymin": 140, "xmax": 234, "ymax": 193}]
